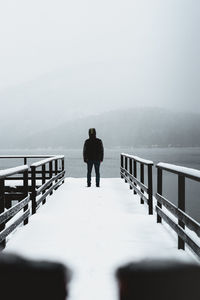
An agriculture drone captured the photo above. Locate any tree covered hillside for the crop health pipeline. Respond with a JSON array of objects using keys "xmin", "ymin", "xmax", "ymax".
[{"xmin": 4, "ymin": 107, "xmax": 199, "ymax": 149}]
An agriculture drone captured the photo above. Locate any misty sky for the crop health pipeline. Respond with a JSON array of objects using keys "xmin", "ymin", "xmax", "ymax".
[{"xmin": 0, "ymin": 0, "xmax": 200, "ymax": 114}]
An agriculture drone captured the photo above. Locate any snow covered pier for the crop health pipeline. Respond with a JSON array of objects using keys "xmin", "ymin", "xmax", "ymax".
[
  {"xmin": 3, "ymin": 179, "xmax": 198, "ymax": 300},
  {"xmin": 0, "ymin": 154, "xmax": 200, "ymax": 300}
]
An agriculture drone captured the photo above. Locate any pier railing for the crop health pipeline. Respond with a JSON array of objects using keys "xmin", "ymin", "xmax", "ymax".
[
  {"xmin": 155, "ymin": 163, "xmax": 200, "ymax": 257},
  {"xmin": 0, "ymin": 155, "xmax": 65, "ymax": 249},
  {"xmin": 0, "ymin": 155, "xmax": 54, "ymax": 166},
  {"xmin": 120, "ymin": 153, "xmax": 153, "ymax": 215},
  {"xmin": 0, "ymin": 165, "xmax": 30, "ymax": 249},
  {"xmin": 30, "ymin": 156, "xmax": 65, "ymax": 214},
  {"xmin": 0, "ymin": 155, "xmax": 55, "ymax": 183},
  {"xmin": 121, "ymin": 153, "xmax": 200, "ymax": 258}
]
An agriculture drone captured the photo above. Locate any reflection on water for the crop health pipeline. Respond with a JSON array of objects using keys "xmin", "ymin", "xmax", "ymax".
[{"xmin": 0, "ymin": 147, "xmax": 200, "ymax": 222}]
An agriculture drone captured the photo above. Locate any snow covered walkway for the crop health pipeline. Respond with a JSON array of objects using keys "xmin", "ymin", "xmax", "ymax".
[{"xmin": 5, "ymin": 178, "xmax": 195, "ymax": 300}]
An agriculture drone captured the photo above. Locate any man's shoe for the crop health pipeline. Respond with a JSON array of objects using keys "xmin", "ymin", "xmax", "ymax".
[
  {"xmin": 87, "ymin": 184, "xmax": 91, "ymax": 187},
  {"xmin": 96, "ymin": 184, "xmax": 100, "ymax": 187}
]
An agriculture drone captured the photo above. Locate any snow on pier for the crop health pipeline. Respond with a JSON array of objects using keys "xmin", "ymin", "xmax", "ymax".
[{"xmin": 5, "ymin": 178, "xmax": 195, "ymax": 300}]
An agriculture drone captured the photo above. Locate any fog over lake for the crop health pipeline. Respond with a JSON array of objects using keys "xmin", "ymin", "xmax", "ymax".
[{"xmin": 1, "ymin": 147, "xmax": 200, "ymax": 222}]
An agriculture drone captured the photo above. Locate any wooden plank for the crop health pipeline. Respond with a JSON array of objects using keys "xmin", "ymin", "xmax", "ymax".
[
  {"xmin": 0, "ymin": 155, "xmax": 54, "ymax": 159},
  {"xmin": 148, "ymin": 165, "xmax": 153, "ymax": 215},
  {"xmin": 53, "ymin": 176, "xmax": 65, "ymax": 190},
  {"xmin": 36, "ymin": 177, "xmax": 64, "ymax": 207},
  {"xmin": 133, "ymin": 160, "xmax": 137, "ymax": 195},
  {"xmin": 5, "ymin": 177, "xmax": 24, "ymax": 180},
  {"xmin": 36, "ymin": 171, "xmax": 65, "ymax": 195},
  {"xmin": 31, "ymin": 156, "xmax": 64, "ymax": 168},
  {"xmin": 122, "ymin": 168, "xmax": 148, "ymax": 193},
  {"xmin": 156, "ymin": 163, "xmax": 200, "ymax": 182},
  {"xmin": 49, "ymin": 161, "xmax": 53, "ymax": 195},
  {"xmin": 120, "ymin": 171, "xmax": 125, "ymax": 181},
  {"xmin": 125, "ymin": 176, "xmax": 148, "ymax": 204},
  {"xmin": 23, "ymin": 170, "xmax": 29, "ymax": 225},
  {"xmin": 5, "ymin": 186, "xmax": 22, "ymax": 192},
  {"xmin": 5, "ymin": 194, "xmax": 25, "ymax": 201},
  {"xmin": 121, "ymin": 153, "xmax": 153, "ymax": 166},
  {"xmin": 129, "ymin": 158, "xmax": 133, "ymax": 190},
  {"xmin": 157, "ymin": 168, "xmax": 162, "ymax": 223},
  {"xmin": 0, "ymin": 196, "xmax": 30, "ymax": 225},
  {"xmin": 0, "ymin": 165, "xmax": 28, "ymax": 179},
  {"xmin": 140, "ymin": 164, "xmax": 144, "ymax": 204},
  {"xmin": 178, "ymin": 175, "xmax": 185, "ymax": 249},
  {"xmin": 0, "ymin": 179, "xmax": 5, "ymax": 249},
  {"xmin": 120, "ymin": 155, "xmax": 124, "ymax": 178},
  {"xmin": 133, "ymin": 185, "xmax": 148, "ymax": 204},
  {"xmin": 156, "ymin": 206, "xmax": 200, "ymax": 257},
  {"xmin": 0, "ymin": 210, "xmax": 30, "ymax": 243},
  {"xmin": 36, "ymin": 174, "xmax": 57, "ymax": 195},
  {"xmin": 5, "ymin": 175, "xmax": 44, "ymax": 180},
  {"xmin": 31, "ymin": 166, "xmax": 36, "ymax": 215},
  {"xmin": 42, "ymin": 164, "xmax": 46, "ymax": 204},
  {"xmin": 124, "ymin": 157, "xmax": 128, "ymax": 183},
  {"xmin": 156, "ymin": 193, "xmax": 200, "ymax": 237}
]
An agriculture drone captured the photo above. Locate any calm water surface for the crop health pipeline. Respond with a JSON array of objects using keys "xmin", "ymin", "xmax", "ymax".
[{"xmin": 0, "ymin": 147, "xmax": 200, "ymax": 222}]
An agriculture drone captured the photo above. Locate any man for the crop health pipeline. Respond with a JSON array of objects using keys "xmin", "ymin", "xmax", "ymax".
[{"xmin": 83, "ymin": 128, "xmax": 104, "ymax": 187}]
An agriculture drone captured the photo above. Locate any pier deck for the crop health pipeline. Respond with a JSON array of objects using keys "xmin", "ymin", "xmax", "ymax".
[{"xmin": 5, "ymin": 178, "xmax": 195, "ymax": 300}]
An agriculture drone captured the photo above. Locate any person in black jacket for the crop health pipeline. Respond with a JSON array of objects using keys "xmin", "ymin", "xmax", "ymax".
[{"xmin": 83, "ymin": 128, "xmax": 104, "ymax": 187}]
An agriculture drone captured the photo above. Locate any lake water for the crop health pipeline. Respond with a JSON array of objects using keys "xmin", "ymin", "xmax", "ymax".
[{"xmin": 0, "ymin": 147, "xmax": 200, "ymax": 222}]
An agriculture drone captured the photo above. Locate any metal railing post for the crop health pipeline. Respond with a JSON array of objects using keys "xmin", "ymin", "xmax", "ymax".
[
  {"xmin": 42, "ymin": 164, "xmax": 46, "ymax": 204},
  {"xmin": 129, "ymin": 158, "xmax": 133, "ymax": 189},
  {"xmin": 49, "ymin": 161, "xmax": 53, "ymax": 195},
  {"xmin": 62, "ymin": 158, "xmax": 65, "ymax": 183},
  {"xmin": 120, "ymin": 154, "xmax": 124, "ymax": 178},
  {"xmin": 157, "ymin": 168, "xmax": 162, "ymax": 223},
  {"xmin": 55, "ymin": 159, "xmax": 58, "ymax": 182},
  {"xmin": 0, "ymin": 179, "xmax": 5, "ymax": 249},
  {"xmin": 148, "ymin": 164, "xmax": 153, "ymax": 215},
  {"xmin": 125, "ymin": 156, "xmax": 128, "ymax": 183},
  {"xmin": 178, "ymin": 175, "xmax": 185, "ymax": 250},
  {"xmin": 31, "ymin": 166, "xmax": 37, "ymax": 215},
  {"xmin": 23, "ymin": 169, "xmax": 29, "ymax": 225},
  {"xmin": 133, "ymin": 160, "xmax": 137, "ymax": 194},
  {"xmin": 140, "ymin": 163, "xmax": 144, "ymax": 204}
]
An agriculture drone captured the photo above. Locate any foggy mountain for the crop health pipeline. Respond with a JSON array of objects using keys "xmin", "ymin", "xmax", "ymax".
[
  {"xmin": 0, "ymin": 62, "xmax": 145, "ymax": 147},
  {"xmin": 0, "ymin": 59, "xmax": 199, "ymax": 149},
  {"xmin": 2, "ymin": 107, "xmax": 200, "ymax": 149},
  {"xmin": 0, "ymin": 61, "xmax": 145, "ymax": 134}
]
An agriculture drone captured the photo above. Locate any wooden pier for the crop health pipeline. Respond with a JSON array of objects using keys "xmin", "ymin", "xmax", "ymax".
[{"xmin": 0, "ymin": 154, "xmax": 200, "ymax": 300}]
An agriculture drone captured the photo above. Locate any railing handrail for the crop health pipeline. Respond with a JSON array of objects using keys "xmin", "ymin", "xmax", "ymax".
[
  {"xmin": 0, "ymin": 155, "xmax": 54, "ymax": 159},
  {"xmin": 120, "ymin": 153, "xmax": 153, "ymax": 215},
  {"xmin": 157, "ymin": 162, "xmax": 200, "ymax": 182},
  {"xmin": 121, "ymin": 153, "xmax": 153, "ymax": 166},
  {"xmin": 31, "ymin": 155, "xmax": 64, "ymax": 168},
  {"xmin": 0, "ymin": 165, "xmax": 28, "ymax": 179}
]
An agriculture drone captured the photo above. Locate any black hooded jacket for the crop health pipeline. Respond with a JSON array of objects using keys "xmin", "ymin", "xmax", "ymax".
[{"xmin": 83, "ymin": 137, "xmax": 104, "ymax": 162}]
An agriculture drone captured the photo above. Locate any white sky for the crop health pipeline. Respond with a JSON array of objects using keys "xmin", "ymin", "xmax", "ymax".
[{"xmin": 0, "ymin": 0, "xmax": 199, "ymax": 112}]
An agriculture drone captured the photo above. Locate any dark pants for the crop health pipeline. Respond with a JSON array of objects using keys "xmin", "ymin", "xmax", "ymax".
[{"xmin": 87, "ymin": 160, "xmax": 100, "ymax": 186}]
